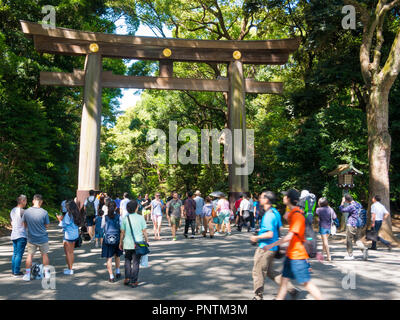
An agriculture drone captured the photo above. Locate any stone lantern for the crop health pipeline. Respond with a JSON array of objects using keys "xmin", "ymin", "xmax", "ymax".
[
  {"xmin": 329, "ymin": 164, "xmax": 363, "ymax": 230},
  {"xmin": 328, "ymin": 164, "xmax": 363, "ymax": 194}
]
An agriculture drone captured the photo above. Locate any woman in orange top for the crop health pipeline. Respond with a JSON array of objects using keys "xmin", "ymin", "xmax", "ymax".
[{"xmin": 262, "ymin": 189, "xmax": 322, "ymax": 300}]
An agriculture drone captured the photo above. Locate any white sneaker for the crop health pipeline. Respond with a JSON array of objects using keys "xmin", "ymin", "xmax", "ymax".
[
  {"xmin": 344, "ymin": 255, "xmax": 355, "ymax": 260},
  {"xmin": 63, "ymin": 269, "xmax": 74, "ymax": 275},
  {"xmin": 22, "ymin": 274, "xmax": 31, "ymax": 281}
]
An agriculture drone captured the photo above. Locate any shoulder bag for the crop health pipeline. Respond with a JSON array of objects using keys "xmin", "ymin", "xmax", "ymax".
[
  {"xmin": 127, "ymin": 215, "xmax": 150, "ymax": 256},
  {"xmin": 330, "ymin": 207, "xmax": 337, "ymax": 236}
]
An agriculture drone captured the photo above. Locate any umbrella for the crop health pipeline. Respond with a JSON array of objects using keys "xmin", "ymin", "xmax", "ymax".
[{"xmin": 209, "ymin": 191, "xmax": 226, "ymax": 198}]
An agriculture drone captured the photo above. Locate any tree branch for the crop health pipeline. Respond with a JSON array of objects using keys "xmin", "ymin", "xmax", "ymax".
[
  {"xmin": 344, "ymin": 0, "xmax": 376, "ymax": 86},
  {"xmin": 169, "ymin": 16, "xmax": 180, "ymax": 38},
  {"xmin": 183, "ymin": 91, "xmax": 226, "ymax": 119},
  {"xmin": 239, "ymin": 13, "xmax": 255, "ymax": 40},
  {"xmin": 382, "ymin": 0, "xmax": 400, "ymax": 12},
  {"xmin": 206, "ymin": 63, "xmax": 221, "ymax": 78},
  {"xmin": 380, "ymin": 27, "xmax": 400, "ymax": 88},
  {"xmin": 145, "ymin": 0, "xmax": 167, "ymax": 37},
  {"xmin": 286, "ymin": 0, "xmax": 305, "ymax": 39},
  {"xmin": 371, "ymin": 10, "xmax": 387, "ymax": 74},
  {"xmin": 205, "ymin": 0, "xmax": 231, "ymax": 39}
]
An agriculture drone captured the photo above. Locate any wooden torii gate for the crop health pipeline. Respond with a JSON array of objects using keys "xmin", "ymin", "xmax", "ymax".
[{"xmin": 20, "ymin": 20, "xmax": 299, "ymax": 209}]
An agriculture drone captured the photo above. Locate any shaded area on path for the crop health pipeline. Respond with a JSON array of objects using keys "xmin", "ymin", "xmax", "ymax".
[{"xmin": 0, "ymin": 220, "xmax": 399, "ymax": 300}]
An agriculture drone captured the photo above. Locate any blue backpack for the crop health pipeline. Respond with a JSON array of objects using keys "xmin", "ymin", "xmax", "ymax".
[
  {"xmin": 104, "ymin": 215, "xmax": 120, "ymax": 245},
  {"xmin": 355, "ymin": 203, "xmax": 367, "ymax": 228}
]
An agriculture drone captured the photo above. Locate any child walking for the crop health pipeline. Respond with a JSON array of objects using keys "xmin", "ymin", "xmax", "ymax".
[
  {"xmin": 95, "ymin": 209, "xmax": 104, "ymax": 248},
  {"xmin": 101, "ymin": 201, "xmax": 123, "ymax": 283}
]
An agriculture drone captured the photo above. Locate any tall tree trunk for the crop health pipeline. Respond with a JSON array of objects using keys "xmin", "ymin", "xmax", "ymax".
[
  {"xmin": 343, "ymin": 0, "xmax": 400, "ymax": 243},
  {"xmin": 367, "ymin": 86, "xmax": 396, "ymax": 241}
]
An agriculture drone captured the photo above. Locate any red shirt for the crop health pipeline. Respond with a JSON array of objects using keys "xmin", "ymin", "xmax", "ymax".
[{"xmin": 234, "ymin": 198, "xmax": 242, "ymax": 210}]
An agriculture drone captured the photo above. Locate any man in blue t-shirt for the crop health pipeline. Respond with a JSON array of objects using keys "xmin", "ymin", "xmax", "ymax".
[
  {"xmin": 250, "ymin": 191, "xmax": 298, "ymax": 300},
  {"xmin": 21, "ymin": 194, "xmax": 51, "ymax": 281}
]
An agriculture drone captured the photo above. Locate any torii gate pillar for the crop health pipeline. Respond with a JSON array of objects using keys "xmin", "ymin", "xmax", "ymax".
[
  {"xmin": 76, "ymin": 53, "xmax": 102, "ymax": 210},
  {"xmin": 228, "ymin": 60, "xmax": 248, "ymax": 206}
]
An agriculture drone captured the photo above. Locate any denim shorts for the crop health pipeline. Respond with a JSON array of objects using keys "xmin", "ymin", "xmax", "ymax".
[
  {"xmin": 63, "ymin": 238, "xmax": 78, "ymax": 243},
  {"xmin": 282, "ymin": 257, "xmax": 311, "ymax": 284},
  {"xmin": 95, "ymin": 230, "xmax": 104, "ymax": 239},
  {"xmin": 319, "ymin": 227, "xmax": 331, "ymax": 235}
]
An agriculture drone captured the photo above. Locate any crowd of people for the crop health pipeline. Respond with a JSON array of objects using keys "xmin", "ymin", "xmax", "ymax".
[{"xmin": 8, "ymin": 187, "xmax": 394, "ymax": 299}]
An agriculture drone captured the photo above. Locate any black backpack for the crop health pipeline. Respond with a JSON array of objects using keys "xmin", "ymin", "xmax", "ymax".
[
  {"xmin": 81, "ymin": 226, "xmax": 91, "ymax": 241},
  {"xmin": 85, "ymin": 198, "xmax": 96, "ymax": 218}
]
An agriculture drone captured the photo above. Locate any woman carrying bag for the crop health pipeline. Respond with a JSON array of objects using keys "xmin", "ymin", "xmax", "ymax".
[
  {"xmin": 316, "ymin": 197, "xmax": 338, "ymax": 261},
  {"xmin": 120, "ymin": 200, "xmax": 149, "ymax": 288},
  {"xmin": 56, "ymin": 200, "xmax": 83, "ymax": 275}
]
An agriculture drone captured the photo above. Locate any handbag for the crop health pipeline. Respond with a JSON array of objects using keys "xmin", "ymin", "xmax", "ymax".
[
  {"xmin": 330, "ymin": 207, "xmax": 337, "ymax": 236},
  {"xmin": 127, "ymin": 215, "xmax": 150, "ymax": 256},
  {"xmin": 104, "ymin": 216, "xmax": 120, "ymax": 245},
  {"xmin": 75, "ymin": 234, "xmax": 82, "ymax": 248},
  {"xmin": 366, "ymin": 229, "xmax": 378, "ymax": 242}
]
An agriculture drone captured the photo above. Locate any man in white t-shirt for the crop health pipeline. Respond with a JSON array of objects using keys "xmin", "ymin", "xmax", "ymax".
[
  {"xmin": 239, "ymin": 193, "xmax": 255, "ymax": 232},
  {"xmin": 370, "ymin": 195, "xmax": 391, "ymax": 251},
  {"xmin": 120, "ymin": 192, "xmax": 130, "ymax": 218},
  {"xmin": 10, "ymin": 195, "xmax": 28, "ymax": 277}
]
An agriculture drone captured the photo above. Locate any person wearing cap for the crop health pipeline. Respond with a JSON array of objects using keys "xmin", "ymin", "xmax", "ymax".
[
  {"xmin": 261, "ymin": 189, "xmax": 322, "ymax": 300},
  {"xmin": 194, "ymin": 190, "xmax": 204, "ymax": 234},
  {"xmin": 339, "ymin": 194, "xmax": 368, "ymax": 260},
  {"xmin": 250, "ymin": 191, "xmax": 299, "ymax": 300}
]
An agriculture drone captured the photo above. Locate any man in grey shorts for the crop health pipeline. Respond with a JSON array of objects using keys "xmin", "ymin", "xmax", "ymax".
[{"xmin": 22, "ymin": 194, "xmax": 51, "ymax": 281}]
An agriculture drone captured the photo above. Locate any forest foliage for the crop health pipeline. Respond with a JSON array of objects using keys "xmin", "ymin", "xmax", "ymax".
[{"xmin": 1, "ymin": 0, "xmax": 400, "ymax": 217}]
